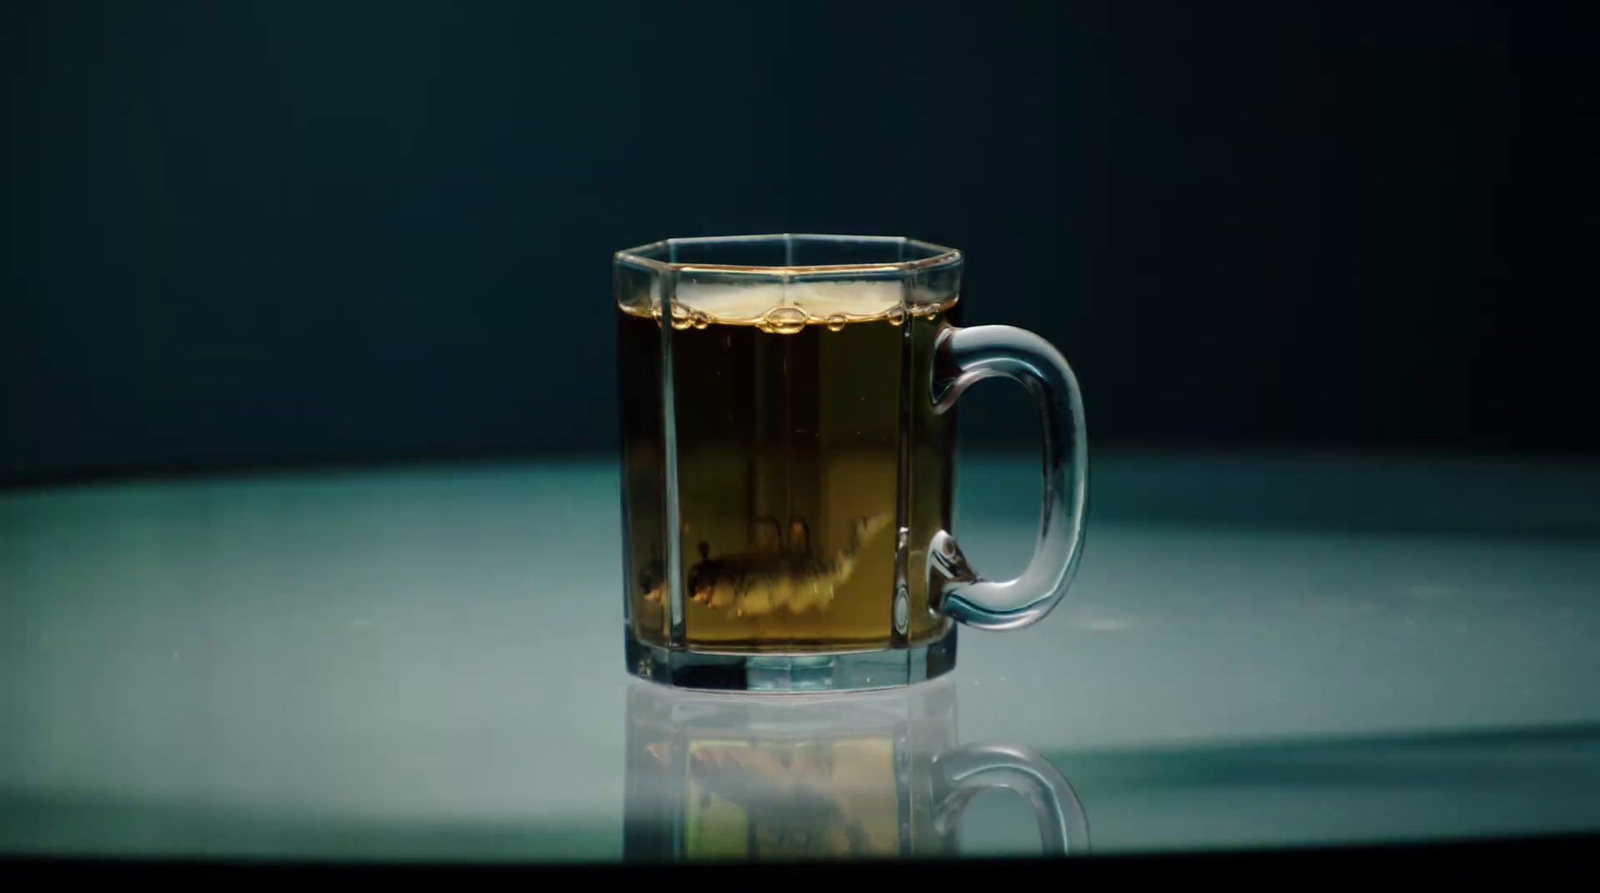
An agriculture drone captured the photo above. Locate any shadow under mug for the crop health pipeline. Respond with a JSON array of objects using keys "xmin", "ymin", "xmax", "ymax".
[
  {"xmin": 623, "ymin": 679, "xmax": 1089, "ymax": 860},
  {"xmin": 616, "ymin": 234, "xmax": 1087, "ymax": 691}
]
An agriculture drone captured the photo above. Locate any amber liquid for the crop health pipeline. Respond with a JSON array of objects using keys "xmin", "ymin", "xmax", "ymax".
[
  {"xmin": 617, "ymin": 287, "xmax": 955, "ymax": 652},
  {"xmin": 684, "ymin": 736, "xmax": 898, "ymax": 858}
]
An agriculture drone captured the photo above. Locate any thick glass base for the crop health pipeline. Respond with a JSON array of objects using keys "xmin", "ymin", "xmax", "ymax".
[{"xmin": 624, "ymin": 627, "xmax": 957, "ymax": 692}]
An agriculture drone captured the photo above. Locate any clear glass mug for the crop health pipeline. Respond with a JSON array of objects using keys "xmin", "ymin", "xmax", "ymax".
[
  {"xmin": 623, "ymin": 679, "xmax": 1090, "ymax": 860},
  {"xmin": 616, "ymin": 235, "xmax": 1087, "ymax": 691}
]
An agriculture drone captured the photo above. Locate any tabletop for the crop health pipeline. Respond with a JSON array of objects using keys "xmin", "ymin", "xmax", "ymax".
[{"xmin": 3, "ymin": 450, "xmax": 1598, "ymax": 861}]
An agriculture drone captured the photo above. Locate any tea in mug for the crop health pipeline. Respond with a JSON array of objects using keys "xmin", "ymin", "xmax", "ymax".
[{"xmin": 618, "ymin": 284, "xmax": 957, "ymax": 652}]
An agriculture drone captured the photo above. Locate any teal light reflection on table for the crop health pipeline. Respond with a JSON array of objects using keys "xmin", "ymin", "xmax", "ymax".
[{"xmin": 2, "ymin": 451, "xmax": 1599, "ymax": 860}]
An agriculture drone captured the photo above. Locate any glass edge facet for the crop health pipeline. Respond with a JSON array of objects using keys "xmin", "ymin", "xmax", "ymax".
[{"xmin": 614, "ymin": 234, "xmax": 962, "ymax": 278}]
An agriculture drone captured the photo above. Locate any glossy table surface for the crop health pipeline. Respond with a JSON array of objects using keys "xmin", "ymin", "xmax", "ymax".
[{"xmin": 3, "ymin": 450, "xmax": 1599, "ymax": 861}]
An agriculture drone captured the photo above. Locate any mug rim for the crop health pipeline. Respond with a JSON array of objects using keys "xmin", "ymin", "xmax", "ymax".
[{"xmin": 615, "ymin": 233, "xmax": 962, "ymax": 276}]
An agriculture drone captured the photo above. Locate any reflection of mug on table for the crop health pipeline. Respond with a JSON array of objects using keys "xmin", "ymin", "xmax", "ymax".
[{"xmin": 623, "ymin": 680, "xmax": 1088, "ymax": 860}]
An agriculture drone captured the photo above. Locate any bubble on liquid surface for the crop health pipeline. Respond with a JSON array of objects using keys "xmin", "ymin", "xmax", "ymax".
[
  {"xmin": 668, "ymin": 304, "xmax": 692, "ymax": 330},
  {"xmin": 825, "ymin": 314, "xmax": 847, "ymax": 332},
  {"xmin": 689, "ymin": 310, "xmax": 710, "ymax": 330},
  {"xmin": 757, "ymin": 305, "xmax": 808, "ymax": 335},
  {"xmin": 886, "ymin": 305, "xmax": 907, "ymax": 325}
]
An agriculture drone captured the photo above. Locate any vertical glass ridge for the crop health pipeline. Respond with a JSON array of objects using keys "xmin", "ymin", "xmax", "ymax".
[{"xmin": 659, "ymin": 267, "xmax": 686, "ymax": 645}]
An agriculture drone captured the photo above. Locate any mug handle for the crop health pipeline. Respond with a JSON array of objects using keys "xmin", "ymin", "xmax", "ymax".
[
  {"xmin": 933, "ymin": 741, "xmax": 1090, "ymax": 855},
  {"xmin": 928, "ymin": 325, "xmax": 1089, "ymax": 629}
]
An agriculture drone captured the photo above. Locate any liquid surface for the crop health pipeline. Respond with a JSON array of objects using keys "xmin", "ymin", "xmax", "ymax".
[
  {"xmin": 672, "ymin": 282, "xmax": 905, "ymax": 329},
  {"xmin": 617, "ymin": 286, "xmax": 956, "ymax": 651}
]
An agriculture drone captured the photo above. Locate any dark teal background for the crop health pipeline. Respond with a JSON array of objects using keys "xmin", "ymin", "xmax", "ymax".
[{"xmin": 4, "ymin": 0, "xmax": 1594, "ymax": 481}]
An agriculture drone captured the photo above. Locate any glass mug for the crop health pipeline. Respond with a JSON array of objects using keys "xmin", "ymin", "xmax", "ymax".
[
  {"xmin": 616, "ymin": 234, "xmax": 1087, "ymax": 691},
  {"xmin": 623, "ymin": 679, "xmax": 1089, "ymax": 860}
]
